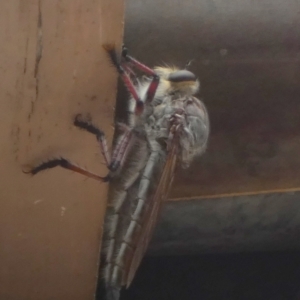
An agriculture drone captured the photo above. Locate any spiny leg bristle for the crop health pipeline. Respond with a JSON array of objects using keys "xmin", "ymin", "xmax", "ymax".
[
  {"xmin": 102, "ymin": 44, "xmax": 121, "ymax": 70},
  {"xmin": 74, "ymin": 114, "xmax": 104, "ymax": 138},
  {"xmin": 22, "ymin": 158, "xmax": 70, "ymax": 175}
]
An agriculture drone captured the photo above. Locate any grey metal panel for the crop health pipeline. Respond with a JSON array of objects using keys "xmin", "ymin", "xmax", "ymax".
[{"xmin": 150, "ymin": 191, "xmax": 300, "ymax": 255}]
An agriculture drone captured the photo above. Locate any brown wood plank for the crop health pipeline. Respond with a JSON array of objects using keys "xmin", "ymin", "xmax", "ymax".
[{"xmin": 0, "ymin": 1, "xmax": 124, "ymax": 299}]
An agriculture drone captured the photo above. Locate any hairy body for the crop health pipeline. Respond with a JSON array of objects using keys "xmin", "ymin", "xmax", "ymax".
[{"xmin": 102, "ymin": 64, "xmax": 209, "ymax": 299}]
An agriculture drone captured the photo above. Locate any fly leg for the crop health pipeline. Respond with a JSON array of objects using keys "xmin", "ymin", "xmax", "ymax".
[
  {"xmin": 74, "ymin": 114, "xmax": 111, "ymax": 167},
  {"xmin": 73, "ymin": 114, "xmax": 134, "ymax": 178},
  {"xmin": 103, "ymin": 44, "xmax": 144, "ymax": 115},
  {"xmin": 121, "ymin": 45, "xmax": 155, "ymax": 76},
  {"xmin": 103, "ymin": 44, "xmax": 160, "ymax": 114},
  {"xmin": 74, "ymin": 114, "xmax": 133, "ymax": 175},
  {"xmin": 167, "ymin": 109, "xmax": 186, "ymax": 150},
  {"xmin": 121, "ymin": 63, "xmax": 138, "ymax": 85},
  {"xmin": 23, "ymin": 115, "xmax": 114, "ymax": 181},
  {"xmin": 23, "ymin": 114, "xmax": 109, "ymax": 181},
  {"xmin": 24, "ymin": 115, "xmax": 134, "ymax": 181},
  {"xmin": 121, "ymin": 45, "xmax": 160, "ymax": 105},
  {"xmin": 109, "ymin": 125, "xmax": 133, "ymax": 173},
  {"xmin": 23, "ymin": 157, "xmax": 108, "ymax": 182}
]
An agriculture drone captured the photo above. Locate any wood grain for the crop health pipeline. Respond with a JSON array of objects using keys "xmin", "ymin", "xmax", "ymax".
[{"xmin": 0, "ymin": 1, "xmax": 124, "ymax": 299}]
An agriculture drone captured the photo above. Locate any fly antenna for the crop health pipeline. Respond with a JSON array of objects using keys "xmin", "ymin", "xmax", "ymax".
[{"xmin": 184, "ymin": 59, "xmax": 195, "ymax": 70}]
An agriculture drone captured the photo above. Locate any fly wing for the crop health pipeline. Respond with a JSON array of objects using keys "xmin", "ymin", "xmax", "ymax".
[{"xmin": 124, "ymin": 143, "xmax": 178, "ymax": 287}]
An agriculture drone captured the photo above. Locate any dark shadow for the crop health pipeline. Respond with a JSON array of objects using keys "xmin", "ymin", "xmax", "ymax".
[{"xmin": 121, "ymin": 251, "xmax": 300, "ymax": 300}]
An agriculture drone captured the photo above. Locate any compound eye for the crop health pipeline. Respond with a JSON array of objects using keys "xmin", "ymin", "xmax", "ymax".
[{"xmin": 168, "ymin": 70, "xmax": 196, "ymax": 82}]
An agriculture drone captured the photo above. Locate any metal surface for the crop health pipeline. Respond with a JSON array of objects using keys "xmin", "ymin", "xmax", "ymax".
[
  {"xmin": 150, "ymin": 191, "xmax": 300, "ymax": 255},
  {"xmin": 122, "ymin": 252, "xmax": 300, "ymax": 299},
  {"xmin": 118, "ymin": 0, "xmax": 300, "ymax": 255},
  {"xmin": 123, "ymin": 0, "xmax": 300, "ymax": 198}
]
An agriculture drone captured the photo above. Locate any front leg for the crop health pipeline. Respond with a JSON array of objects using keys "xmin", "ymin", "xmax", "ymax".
[
  {"xmin": 121, "ymin": 45, "xmax": 160, "ymax": 105},
  {"xmin": 23, "ymin": 115, "xmax": 111, "ymax": 181},
  {"xmin": 103, "ymin": 44, "xmax": 144, "ymax": 115},
  {"xmin": 23, "ymin": 157, "xmax": 109, "ymax": 182},
  {"xmin": 74, "ymin": 114, "xmax": 111, "ymax": 167},
  {"xmin": 24, "ymin": 115, "xmax": 135, "ymax": 181},
  {"xmin": 75, "ymin": 114, "xmax": 134, "ymax": 174}
]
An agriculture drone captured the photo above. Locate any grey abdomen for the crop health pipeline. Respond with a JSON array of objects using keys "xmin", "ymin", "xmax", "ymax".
[
  {"xmin": 105, "ymin": 286, "xmax": 120, "ymax": 300},
  {"xmin": 101, "ymin": 93, "xmax": 209, "ymax": 297},
  {"xmin": 102, "ymin": 135, "xmax": 165, "ymax": 291}
]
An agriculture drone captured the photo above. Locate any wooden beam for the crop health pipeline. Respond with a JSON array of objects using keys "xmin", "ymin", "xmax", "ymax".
[{"xmin": 0, "ymin": 1, "xmax": 124, "ymax": 299}]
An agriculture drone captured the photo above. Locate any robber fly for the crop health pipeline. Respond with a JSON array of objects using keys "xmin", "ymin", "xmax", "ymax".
[{"xmin": 24, "ymin": 45, "xmax": 209, "ymax": 300}]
